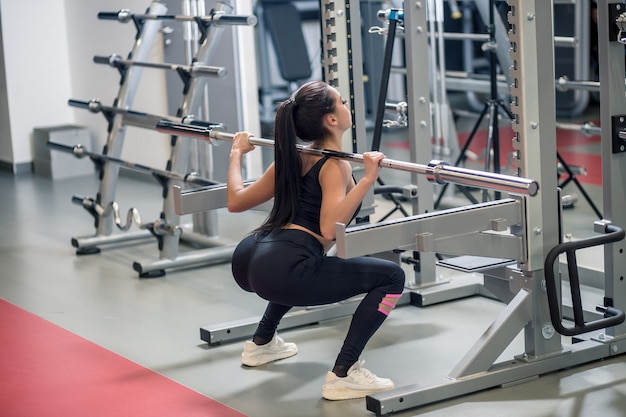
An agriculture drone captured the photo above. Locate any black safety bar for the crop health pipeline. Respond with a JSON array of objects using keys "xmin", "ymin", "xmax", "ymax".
[{"xmin": 544, "ymin": 222, "xmax": 625, "ymax": 336}]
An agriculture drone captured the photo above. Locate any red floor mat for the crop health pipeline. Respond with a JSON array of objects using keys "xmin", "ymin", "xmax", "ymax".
[{"xmin": 0, "ymin": 298, "xmax": 246, "ymax": 417}]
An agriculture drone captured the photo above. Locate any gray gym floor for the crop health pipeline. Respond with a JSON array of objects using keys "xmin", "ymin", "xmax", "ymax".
[{"xmin": 2, "ymin": 101, "xmax": 626, "ymax": 417}]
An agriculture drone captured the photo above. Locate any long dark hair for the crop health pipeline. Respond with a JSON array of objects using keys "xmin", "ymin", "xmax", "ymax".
[{"xmin": 256, "ymin": 80, "xmax": 336, "ymax": 234}]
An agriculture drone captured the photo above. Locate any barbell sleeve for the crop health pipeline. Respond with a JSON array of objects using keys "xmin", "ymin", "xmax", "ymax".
[{"xmin": 211, "ymin": 13, "xmax": 257, "ymax": 26}]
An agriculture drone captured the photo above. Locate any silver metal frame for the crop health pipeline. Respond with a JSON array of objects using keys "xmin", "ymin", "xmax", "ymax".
[
  {"xmin": 335, "ymin": 198, "xmax": 526, "ymax": 260},
  {"xmin": 71, "ymin": 1, "xmax": 167, "ymax": 250},
  {"xmin": 363, "ymin": 1, "xmax": 626, "ymax": 415},
  {"xmin": 68, "ymin": 2, "xmax": 257, "ymax": 277},
  {"xmin": 599, "ymin": 0, "xmax": 626, "ymax": 337},
  {"xmin": 133, "ymin": 1, "xmax": 243, "ymax": 276}
]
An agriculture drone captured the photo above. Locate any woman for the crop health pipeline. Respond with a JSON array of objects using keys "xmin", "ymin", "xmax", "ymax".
[{"xmin": 227, "ymin": 80, "xmax": 405, "ymax": 401}]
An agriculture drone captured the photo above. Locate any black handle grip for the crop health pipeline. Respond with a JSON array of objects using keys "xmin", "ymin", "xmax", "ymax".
[
  {"xmin": 544, "ymin": 223, "xmax": 626, "ymax": 336},
  {"xmin": 97, "ymin": 12, "xmax": 120, "ymax": 20},
  {"xmin": 93, "ymin": 55, "xmax": 112, "ymax": 65},
  {"xmin": 67, "ymin": 99, "xmax": 90, "ymax": 109},
  {"xmin": 597, "ymin": 305, "xmax": 626, "ymax": 323}
]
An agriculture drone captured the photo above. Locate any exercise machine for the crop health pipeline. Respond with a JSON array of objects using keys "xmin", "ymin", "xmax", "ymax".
[{"xmin": 339, "ymin": 1, "xmax": 626, "ymax": 414}]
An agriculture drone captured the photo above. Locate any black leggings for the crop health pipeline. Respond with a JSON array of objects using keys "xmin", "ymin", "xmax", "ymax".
[{"xmin": 232, "ymin": 228, "xmax": 405, "ymax": 367}]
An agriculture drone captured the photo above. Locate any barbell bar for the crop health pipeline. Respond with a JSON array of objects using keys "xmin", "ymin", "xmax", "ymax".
[
  {"xmin": 98, "ymin": 9, "xmax": 257, "ymax": 26},
  {"xmin": 93, "ymin": 54, "xmax": 226, "ymax": 78},
  {"xmin": 156, "ymin": 120, "xmax": 539, "ymax": 197},
  {"xmin": 69, "ymin": 99, "xmax": 198, "ymax": 131},
  {"xmin": 47, "ymin": 141, "xmax": 216, "ymax": 188}
]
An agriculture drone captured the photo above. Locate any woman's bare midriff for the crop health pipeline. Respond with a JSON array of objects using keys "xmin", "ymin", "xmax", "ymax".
[{"xmin": 284, "ymin": 223, "xmax": 335, "ymax": 253}]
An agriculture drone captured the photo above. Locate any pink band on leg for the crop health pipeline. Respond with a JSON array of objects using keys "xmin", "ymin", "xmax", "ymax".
[
  {"xmin": 385, "ymin": 293, "xmax": 402, "ymax": 298},
  {"xmin": 378, "ymin": 293, "xmax": 402, "ymax": 316}
]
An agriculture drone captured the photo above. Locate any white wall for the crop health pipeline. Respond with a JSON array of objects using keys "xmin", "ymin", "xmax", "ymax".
[
  {"xmin": 0, "ymin": 0, "xmax": 75, "ymax": 170},
  {"xmin": 0, "ymin": 8, "xmax": 13, "ymax": 166},
  {"xmin": 0, "ymin": 0, "xmax": 171, "ymax": 173},
  {"xmin": 0, "ymin": 0, "xmax": 260, "ymax": 176},
  {"xmin": 64, "ymin": 0, "xmax": 170, "ymax": 169}
]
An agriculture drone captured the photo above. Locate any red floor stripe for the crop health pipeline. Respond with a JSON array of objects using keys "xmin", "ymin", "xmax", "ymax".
[{"xmin": 0, "ymin": 299, "xmax": 247, "ymax": 417}]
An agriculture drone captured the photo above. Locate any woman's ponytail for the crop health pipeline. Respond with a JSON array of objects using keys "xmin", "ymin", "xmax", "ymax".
[
  {"xmin": 256, "ymin": 98, "xmax": 301, "ymax": 233},
  {"xmin": 256, "ymin": 81, "xmax": 336, "ymax": 233}
]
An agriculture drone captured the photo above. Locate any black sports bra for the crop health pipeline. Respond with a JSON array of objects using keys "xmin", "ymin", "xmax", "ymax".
[{"xmin": 292, "ymin": 156, "xmax": 362, "ymax": 236}]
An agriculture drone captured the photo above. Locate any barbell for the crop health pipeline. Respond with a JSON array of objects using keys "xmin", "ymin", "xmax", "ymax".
[
  {"xmin": 98, "ymin": 9, "xmax": 257, "ymax": 26},
  {"xmin": 93, "ymin": 54, "xmax": 226, "ymax": 79},
  {"xmin": 156, "ymin": 120, "xmax": 539, "ymax": 197}
]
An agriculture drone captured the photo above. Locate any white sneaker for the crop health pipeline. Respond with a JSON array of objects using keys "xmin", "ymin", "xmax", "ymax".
[
  {"xmin": 322, "ymin": 360, "xmax": 394, "ymax": 400},
  {"xmin": 241, "ymin": 333, "xmax": 298, "ymax": 367}
]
